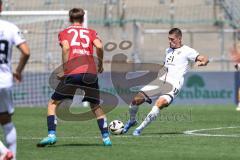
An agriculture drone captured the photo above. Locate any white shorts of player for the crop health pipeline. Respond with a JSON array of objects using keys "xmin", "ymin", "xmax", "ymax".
[
  {"xmin": 140, "ymin": 76, "xmax": 183, "ymax": 105},
  {"xmin": 0, "ymin": 87, "xmax": 14, "ymax": 114}
]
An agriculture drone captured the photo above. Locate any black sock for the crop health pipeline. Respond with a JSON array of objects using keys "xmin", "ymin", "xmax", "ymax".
[
  {"xmin": 47, "ymin": 115, "xmax": 56, "ymax": 135},
  {"xmin": 97, "ymin": 118, "xmax": 109, "ymax": 136}
]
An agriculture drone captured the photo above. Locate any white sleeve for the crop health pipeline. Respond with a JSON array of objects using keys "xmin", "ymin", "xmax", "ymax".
[
  {"xmin": 187, "ymin": 48, "xmax": 199, "ymax": 62},
  {"xmin": 163, "ymin": 48, "xmax": 168, "ymax": 64},
  {"xmin": 11, "ymin": 24, "xmax": 26, "ymax": 46}
]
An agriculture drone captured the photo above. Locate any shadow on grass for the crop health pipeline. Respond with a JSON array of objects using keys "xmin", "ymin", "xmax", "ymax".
[{"xmin": 53, "ymin": 143, "xmax": 104, "ymax": 147}]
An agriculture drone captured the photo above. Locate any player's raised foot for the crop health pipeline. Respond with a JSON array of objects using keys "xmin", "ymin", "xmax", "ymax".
[
  {"xmin": 0, "ymin": 151, "xmax": 14, "ymax": 160},
  {"xmin": 122, "ymin": 120, "xmax": 138, "ymax": 134},
  {"xmin": 132, "ymin": 129, "xmax": 142, "ymax": 136},
  {"xmin": 102, "ymin": 133, "xmax": 112, "ymax": 146},
  {"xmin": 37, "ymin": 134, "xmax": 57, "ymax": 147}
]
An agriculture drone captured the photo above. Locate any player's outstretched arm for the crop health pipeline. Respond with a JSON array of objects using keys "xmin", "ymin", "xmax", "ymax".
[
  {"xmin": 14, "ymin": 42, "xmax": 30, "ymax": 82},
  {"xmin": 195, "ymin": 55, "xmax": 209, "ymax": 66},
  {"xmin": 93, "ymin": 39, "xmax": 104, "ymax": 73}
]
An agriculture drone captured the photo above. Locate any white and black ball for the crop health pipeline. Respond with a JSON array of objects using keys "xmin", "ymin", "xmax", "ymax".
[{"xmin": 108, "ymin": 120, "xmax": 124, "ymax": 135}]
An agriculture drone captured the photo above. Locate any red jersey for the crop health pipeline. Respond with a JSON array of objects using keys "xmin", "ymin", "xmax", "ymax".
[{"xmin": 58, "ymin": 24, "xmax": 99, "ymax": 75}]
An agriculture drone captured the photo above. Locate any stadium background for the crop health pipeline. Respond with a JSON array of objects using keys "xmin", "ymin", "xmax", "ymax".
[
  {"xmin": 1, "ymin": 1, "xmax": 240, "ymax": 160},
  {"xmin": 1, "ymin": 0, "xmax": 240, "ymax": 106}
]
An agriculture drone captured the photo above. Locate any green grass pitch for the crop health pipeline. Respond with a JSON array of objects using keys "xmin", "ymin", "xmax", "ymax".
[{"xmin": 2, "ymin": 105, "xmax": 240, "ymax": 160}]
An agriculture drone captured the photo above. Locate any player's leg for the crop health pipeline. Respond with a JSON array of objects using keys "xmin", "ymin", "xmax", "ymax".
[
  {"xmin": 0, "ymin": 115, "xmax": 15, "ymax": 160},
  {"xmin": 129, "ymin": 91, "xmax": 152, "ymax": 123},
  {"xmin": 46, "ymin": 99, "xmax": 61, "ymax": 136},
  {"xmin": 83, "ymin": 73, "xmax": 112, "ymax": 146},
  {"xmin": 236, "ymin": 87, "xmax": 240, "ymax": 111},
  {"xmin": 37, "ymin": 99, "xmax": 61, "ymax": 147},
  {"xmin": 133, "ymin": 95, "xmax": 170, "ymax": 136},
  {"xmin": 0, "ymin": 140, "xmax": 13, "ymax": 160},
  {"xmin": 0, "ymin": 88, "xmax": 16, "ymax": 159},
  {"xmin": 37, "ymin": 78, "xmax": 75, "ymax": 147},
  {"xmin": 132, "ymin": 80, "xmax": 180, "ymax": 136},
  {"xmin": 0, "ymin": 140, "xmax": 8, "ymax": 155},
  {"xmin": 122, "ymin": 91, "xmax": 152, "ymax": 134},
  {"xmin": 90, "ymin": 103, "xmax": 112, "ymax": 146}
]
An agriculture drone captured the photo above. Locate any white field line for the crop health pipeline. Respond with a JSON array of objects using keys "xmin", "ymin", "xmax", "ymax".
[
  {"xmin": 2, "ymin": 126, "xmax": 240, "ymax": 141},
  {"xmin": 183, "ymin": 126, "xmax": 240, "ymax": 137}
]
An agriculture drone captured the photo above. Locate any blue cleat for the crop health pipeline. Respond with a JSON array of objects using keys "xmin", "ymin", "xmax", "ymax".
[
  {"xmin": 102, "ymin": 133, "xmax": 112, "ymax": 146},
  {"xmin": 102, "ymin": 137, "xmax": 112, "ymax": 146},
  {"xmin": 133, "ymin": 129, "xmax": 142, "ymax": 136},
  {"xmin": 122, "ymin": 120, "xmax": 138, "ymax": 134},
  {"xmin": 37, "ymin": 134, "xmax": 57, "ymax": 147}
]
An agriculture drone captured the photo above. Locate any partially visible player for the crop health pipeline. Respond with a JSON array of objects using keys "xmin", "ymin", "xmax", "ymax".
[
  {"xmin": 0, "ymin": 0, "xmax": 30, "ymax": 159},
  {"xmin": 37, "ymin": 8, "xmax": 112, "ymax": 147},
  {"xmin": 231, "ymin": 44, "xmax": 240, "ymax": 111},
  {"xmin": 122, "ymin": 28, "xmax": 209, "ymax": 136}
]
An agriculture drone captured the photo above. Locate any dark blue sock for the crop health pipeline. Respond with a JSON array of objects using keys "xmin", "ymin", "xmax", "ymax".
[
  {"xmin": 97, "ymin": 118, "xmax": 109, "ymax": 136},
  {"xmin": 47, "ymin": 115, "xmax": 56, "ymax": 135}
]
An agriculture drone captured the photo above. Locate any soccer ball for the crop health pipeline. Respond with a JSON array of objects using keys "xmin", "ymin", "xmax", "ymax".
[{"xmin": 108, "ymin": 120, "xmax": 124, "ymax": 135}]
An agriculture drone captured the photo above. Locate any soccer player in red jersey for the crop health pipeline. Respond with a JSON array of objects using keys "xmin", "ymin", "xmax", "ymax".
[{"xmin": 37, "ymin": 8, "xmax": 112, "ymax": 147}]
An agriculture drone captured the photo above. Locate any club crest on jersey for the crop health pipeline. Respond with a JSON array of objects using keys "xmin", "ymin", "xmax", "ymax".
[
  {"xmin": 177, "ymin": 51, "xmax": 181, "ymax": 55},
  {"xmin": 18, "ymin": 31, "xmax": 25, "ymax": 39}
]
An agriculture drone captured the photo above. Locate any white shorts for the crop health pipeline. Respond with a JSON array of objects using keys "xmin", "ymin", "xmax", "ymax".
[
  {"xmin": 0, "ymin": 87, "xmax": 14, "ymax": 114},
  {"xmin": 159, "ymin": 86, "xmax": 181, "ymax": 105},
  {"xmin": 140, "ymin": 78, "xmax": 182, "ymax": 105}
]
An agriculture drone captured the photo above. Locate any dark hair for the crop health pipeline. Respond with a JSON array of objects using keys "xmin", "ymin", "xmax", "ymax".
[
  {"xmin": 169, "ymin": 28, "xmax": 182, "ymax": 37},
  {"xmin": 69, "ymin": 8, "xmax": 85, "ymax": 23},
  {"xmin": 0, "ymin": 0, "xmax": 2, "ymax": 5}
]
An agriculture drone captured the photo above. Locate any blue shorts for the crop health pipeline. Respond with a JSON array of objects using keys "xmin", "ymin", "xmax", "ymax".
[{"xmin": 51, "ymin": 73, "xmax": 100, "ymax": 104}]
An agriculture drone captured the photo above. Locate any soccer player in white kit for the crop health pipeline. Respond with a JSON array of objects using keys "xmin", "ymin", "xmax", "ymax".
[
  {"xmin": 122, "ymin": 28, "xmax": 209, "ymax": 136},
  {"xmin": 0, "ymin": 0, "xmax": 30, "ymax": 159}
]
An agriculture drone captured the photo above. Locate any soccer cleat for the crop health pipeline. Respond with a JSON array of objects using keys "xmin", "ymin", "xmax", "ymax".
[
  {"xmin": 102, "ymin": 137, "xmax": 112, "ymax": 146},
  {"xmin": 0, "ymin": 151, "xmax": 14, "ymax": 160},
  {"xmin": 122, "ymin": 120, "xmax": 138, "ymax": 134},
  {"xmin": 140, "ymin": 91, "xmax": 152, "ymax": 104},
  {"xmin": 132, "ymin": 129, "xmax": 142, "ymax": 136},
  {"xmin": 102, "ymin": 133, "xmax": 112, "ymax": 146},
  {"xmin": 37, "ymin": 134, "xmax": 57, "ymax": 147}
]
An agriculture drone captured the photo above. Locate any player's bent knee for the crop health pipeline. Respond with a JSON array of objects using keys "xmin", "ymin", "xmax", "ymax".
[
  {"xmin": 90, "ymin": 103, "xmax": 100, "ymax": 109},
  {"xmin": 132, "ymin": 94, "xmax": 145, "ymax": 106},
  {"xmin": 90, "ymin": 103, "xmax": 103, "ymax": 113},
  {"xmin": 90, "ymin": 104, "xmax": 105, "ymax": 118},
  {"xmin": 155, "ymin": 97, "xmax": 169, "ymax": 109},
  {"xmin": 48, "ymin": 99, "xmax": 60, "ymax": 107}
]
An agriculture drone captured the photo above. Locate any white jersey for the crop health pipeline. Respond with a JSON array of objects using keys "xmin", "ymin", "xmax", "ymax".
[
  {"xmin": 0, "ymin": 20, "xmax": 25, "ymax": 88},
  {"xmin": 160, "ymin": 45, "xmax": 199, "ymax": 88}
]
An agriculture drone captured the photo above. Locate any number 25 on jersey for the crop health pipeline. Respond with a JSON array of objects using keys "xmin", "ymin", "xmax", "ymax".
[{"xmin": 67, "ymin": 29, "xmax": 90, "ymax": 48}]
